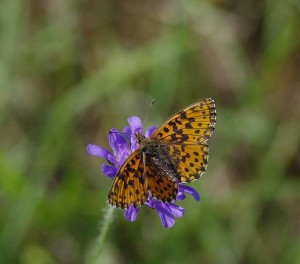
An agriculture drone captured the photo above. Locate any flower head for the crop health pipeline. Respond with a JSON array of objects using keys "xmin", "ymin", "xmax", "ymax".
[{"xmin": 87, "ymin": 116, "xmax": 200, "ymax": 228}]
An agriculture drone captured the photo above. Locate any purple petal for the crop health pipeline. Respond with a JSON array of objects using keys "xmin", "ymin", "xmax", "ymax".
[
  {"xmin": 157, "ymin": 210, "xmax": 175, "ymax": 228},
  {"xmin": 176, "ymin": 192, "xmax": 186, "ymax": 200},
  {"xmin": 178, "ymin": 185, "xmax": 200, "ymax": 201},
  {"xmin": 87, "ymin": 144, "xmax": 112, "ymax": 159},
  {"xmin": 165, "ymin": 203, "xmax": 185, "ymax": 218},
  {"xmin": 101, "ymin": 164, "xmax": 118, "ymax": 179},
  {"xmin": 148, "ymin": 200, "xmax": 175, "ymax": 228},
  {"xmin": 107, "ymin": 153, "xmax": 117, "ymax": 165},
  {"xmin": 123, "ymin": 126, "xmax": 132, "ymax": 140},
  {"xmin": 147, "ymin": 200, "xmax": 174, "ymax": 218},
  {"xmin": 127, "ymin": 116, "xmax": 143, "ymax": 133},
  {"xmin": 124, "ymin": 205, "xmax": 140, "ymax": 222},
  {"xmin": 130, "ymin": 136, "xmax": 138, "ymax": 152},
  {"xmin": 157, "ymin": 203, "xmax": 184, "ymax": 228},
  {"xmin": 145, "ymin": 126, "xmax": 157, "ymax": 138},
  {"xmin": 108, "ymin": 128, "xmax": 128, "ymax": 156},
  {"xmin": 145, "ymin": 198, "xmax": 156, "ymax": 208},
  {"xmin": 118, "ymin": 148, "xmax": 131, "ymax": 166}
]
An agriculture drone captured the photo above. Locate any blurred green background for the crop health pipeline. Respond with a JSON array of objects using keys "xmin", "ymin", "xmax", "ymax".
[{"xmin": 1, "ymin": 0, "xmax": 300, "ymax": 263}]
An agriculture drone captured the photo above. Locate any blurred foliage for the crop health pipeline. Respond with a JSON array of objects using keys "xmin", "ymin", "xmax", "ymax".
[{"xmin": 0, "ymin": 0, "xmax": 300, "ymax": 263}]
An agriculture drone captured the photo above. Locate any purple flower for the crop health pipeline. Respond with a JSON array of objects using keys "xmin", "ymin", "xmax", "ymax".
[{"xmin": 87, "ymin": 116, "xmax": 200, "ymax": 228}]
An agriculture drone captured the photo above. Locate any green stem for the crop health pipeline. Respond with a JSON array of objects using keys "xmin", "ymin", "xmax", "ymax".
[{"xmin": 86, "ymin": 206, "xmax": 115, "ymax": 264}]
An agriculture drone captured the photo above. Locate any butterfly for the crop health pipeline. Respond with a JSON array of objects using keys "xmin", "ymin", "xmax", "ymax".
[{"xmin": 108, "ymin": 98, "xmax": 216, "ymax": 209}]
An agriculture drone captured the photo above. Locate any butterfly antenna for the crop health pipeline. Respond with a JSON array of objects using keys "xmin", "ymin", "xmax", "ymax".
[
  {"xmin": 107, "ymin": 131, "xmax": 131, "ymax": 138},
  {"xmin": 143, "ymin": 99, "xmax": 156, "ymax": 127}
]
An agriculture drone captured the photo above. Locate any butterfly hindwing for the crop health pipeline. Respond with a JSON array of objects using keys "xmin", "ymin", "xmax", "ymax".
[
  {"xmin": 170, "ymin": 143, "xmax": 209, "ymax": 182},
  {"xmin": 145, "ymin": 162, "xmax": 178, "ymax": 202}
]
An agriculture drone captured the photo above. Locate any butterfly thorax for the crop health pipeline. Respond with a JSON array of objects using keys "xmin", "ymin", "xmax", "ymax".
[
  {"xmin": 135, "ymin": 132, "xmax": 157, "ymax": 155},
  {"xmin": 135, "ymin": 132, "xmax": 149, "ymax": 149},
  {"xmin": 135, "ymin": 132, "xmax": 180, "ymax": 181}
]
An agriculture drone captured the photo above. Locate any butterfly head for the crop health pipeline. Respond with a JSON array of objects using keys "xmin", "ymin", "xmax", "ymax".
[{"xmin": 135, "ymin": 131, "xmax": 147, "ymax": 147}]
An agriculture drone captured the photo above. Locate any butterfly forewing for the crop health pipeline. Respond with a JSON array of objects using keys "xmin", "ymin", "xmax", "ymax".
[
  {"xmin": 108, "ymin": 150, "xmax": 148, "ymax": 209},
  {"xmin": 151, "ymin": 98, "xmax": 216, "ymax": 144}
]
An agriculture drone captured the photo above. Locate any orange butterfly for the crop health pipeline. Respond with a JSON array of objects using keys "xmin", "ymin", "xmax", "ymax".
[{"xmin": 108, "ymin": 98, "xmax": 216, "ymax": 209}]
